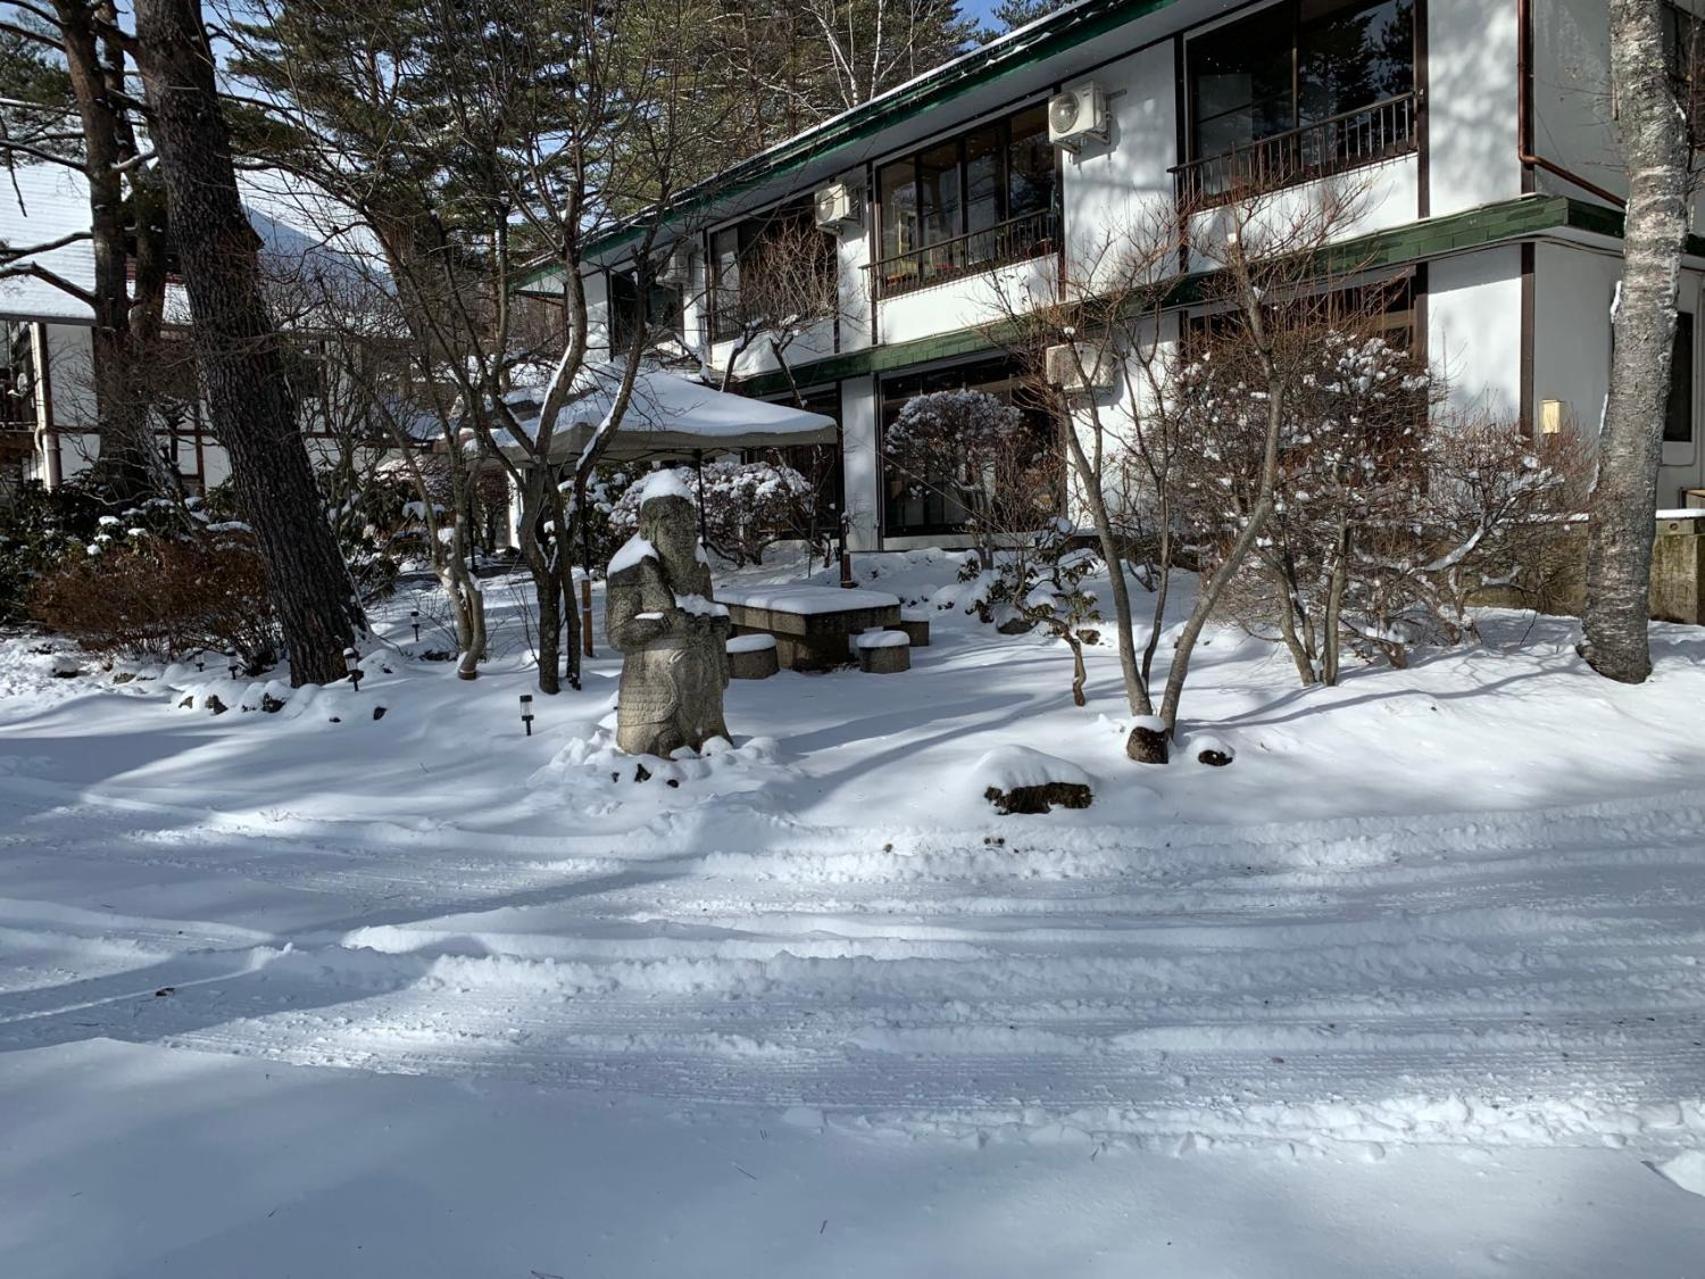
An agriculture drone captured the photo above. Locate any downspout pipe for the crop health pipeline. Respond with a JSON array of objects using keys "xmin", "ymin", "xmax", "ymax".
[{"xmin": 1517, "ymin": 0, "xmax": 1627, "ymax": 208}]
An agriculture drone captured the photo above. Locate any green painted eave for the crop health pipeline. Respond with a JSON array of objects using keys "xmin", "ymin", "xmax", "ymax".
[{"xmin": 735, "ymin": 194, "xmax": 1622, "ymax": 398}]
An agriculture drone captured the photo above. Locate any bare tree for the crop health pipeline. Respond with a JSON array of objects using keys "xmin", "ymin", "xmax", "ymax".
[
  {"xmin": 1579, "ymin": 0, "xmax": 1692, "ymax": 683},
  {"xmin": 707, "ymin": 208, "xmax": 842, "ymax": 400}
]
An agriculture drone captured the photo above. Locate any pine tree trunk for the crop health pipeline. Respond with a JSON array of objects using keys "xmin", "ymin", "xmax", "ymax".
[
  {"xmin": 1581, "ymin": 0, "xmax": 1691, "ymax": 683},
  {"xmin": 54, "ymin": 0, "xmax": 154, "ymax": 499},
  {"xmin": 135, "ymin": 0, "xmax": 361, "ymax": 686}
]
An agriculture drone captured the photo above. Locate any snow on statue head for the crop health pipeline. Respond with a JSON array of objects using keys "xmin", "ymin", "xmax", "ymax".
[{"xmin": 604, "ymin": 469, "xmax": 730, "ymax": 758}]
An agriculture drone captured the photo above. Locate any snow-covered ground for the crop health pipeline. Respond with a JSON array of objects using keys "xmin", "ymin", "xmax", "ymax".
[{"xmin": 3, "ymin": 547, "xmax": 1703, "ymax": 1275}]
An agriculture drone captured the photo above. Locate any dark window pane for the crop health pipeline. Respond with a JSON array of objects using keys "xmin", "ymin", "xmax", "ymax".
[
  {"xmin": 1299, "ymin": 0, "xmax": 1413, "ymax": 124},
  {"xmin": 710, "ymin": 227, "xmax": 740, "ymax": 339},
  {"xmin": 917, "ymin": 141, "xmax": 961, "ymax": 246},
  {"xmin": 964, "ymin": 125, "xmax": 1004, "ymax": 235},
  {"xmin": 1191, "ymin": 4, "xmax": 1295, "ymax": 154},
  {"xmin": 1667, "ymin": 311, "xmax": 1695, "ymax": 445},
  {"xmin": 878, "ymin": 159, "xmax": 917, "ymax": 262},
  {"xmin": 1007, "ymin": 105, "xmax": 1056, "ymax": 218}
]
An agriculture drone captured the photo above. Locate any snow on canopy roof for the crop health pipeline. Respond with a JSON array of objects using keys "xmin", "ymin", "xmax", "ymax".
[
  {"xmin": 499, "ymin": 364, "xmax": 838, "ymax": 462},
  {"xmin": 0, "ymin": 163, "xmax": 387, "ymax": 326}
]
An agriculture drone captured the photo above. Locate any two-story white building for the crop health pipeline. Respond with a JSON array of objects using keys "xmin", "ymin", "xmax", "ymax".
[
  {"xmin": 0, "ymin": 163, "xmax": 398, "ymax": 499},
  {"xmin": 553, "ymin": 0, "xmax": 1705, "ymax": 552}
]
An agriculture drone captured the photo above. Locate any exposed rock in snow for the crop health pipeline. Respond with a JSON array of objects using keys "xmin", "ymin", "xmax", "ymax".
[{"xmin": 971, "ymin": 745, "xmax": 1094, "ymax": 815}]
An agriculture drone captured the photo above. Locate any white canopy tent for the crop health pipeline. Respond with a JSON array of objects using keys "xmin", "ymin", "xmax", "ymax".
[{"xmin": 500, "ymin": 365, "xmax": 838, "ymax": 464}]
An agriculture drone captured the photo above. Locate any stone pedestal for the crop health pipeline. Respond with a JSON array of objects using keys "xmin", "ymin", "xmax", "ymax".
[
  {"xmin": 897, "ymin": 609, "xmax": 931, "ymax": 646},
  {"xmin": 855, "ymin": 630, "xmax": 911, "ymax": 674},
  {"xmin": 727, "ymin": 634, "xmax": 780, "ymax": 679},
  {"xmin": 1653, "ymin": 514, "xmax": 1705, "ymax": 624}
]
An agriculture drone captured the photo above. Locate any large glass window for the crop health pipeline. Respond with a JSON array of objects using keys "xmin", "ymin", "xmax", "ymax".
[
  {"xmin": 610, "ymin": 266, "xmax": 684, "ymax": 353},
  {"xmin": 707, "ymin": 201, "xmax": 835, "ymax": 343},
  {"xmin": 1185, "ymin": 0, "xmax": 1416, "ymax": 198},
  {"xmin": 880, "ymin": 358, "xmax": 1060, "ymax": 537},
  {"xmin": 874, "ymin": 105, "xmax": 1059, "ymax": 298},
  {"xmin": 1666, "ymin": 311, "xmax": 1696, "ymax": 445}
]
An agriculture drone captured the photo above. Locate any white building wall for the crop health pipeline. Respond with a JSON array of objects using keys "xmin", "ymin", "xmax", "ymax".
[
  {"xmin": 1060, "ymin": 44, "xmax": 1176, "ymax": 290},
  {"xmin": 1532, "ymin": 240, "xmax": 1705, "ymax": 504},
  {"xmin": 1530, "ymin": 0, "xmax": 1705, "ymax": 221},
  {"xmin": 1427, "ymin": 246, "xmax": 1525, "ymax": 421},
  {"xmin": 1427, "ymin": 0, "xmax": 1523, "ymax": 216},
  {"xmin": 838, "ymin": 375, "xmax": 880, "ymax": 550}
]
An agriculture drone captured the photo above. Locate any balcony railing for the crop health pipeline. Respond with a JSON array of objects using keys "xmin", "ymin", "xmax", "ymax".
[
  {"xmin": 1171, "ymin": 93, "xmax": 1419, "ymax": 208},
  {"xmin": 867, "ymin": 208, "xmax": 1060, "ymax": 302}
]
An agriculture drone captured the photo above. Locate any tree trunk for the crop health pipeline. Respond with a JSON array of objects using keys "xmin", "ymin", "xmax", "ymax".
[
  {"xmin": 135, "ymin": 0, "xmax": 361, "ymax": 686},
  {"xmin": 1581, "ymin": 0, "xmax": 1691, "ymax": 683},
  {"xmin": 54, "ymin": 0, "xmax": 155, "ymax": 499}
]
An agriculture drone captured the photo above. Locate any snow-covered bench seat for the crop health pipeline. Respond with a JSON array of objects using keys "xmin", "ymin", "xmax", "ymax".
[
  {"xmin": 853, "ymin": 628, "xmax": 911, "ymax": 674},
  {"xmin": 726, "ymin": 632, "xmax": 779, "ymax": 680}
]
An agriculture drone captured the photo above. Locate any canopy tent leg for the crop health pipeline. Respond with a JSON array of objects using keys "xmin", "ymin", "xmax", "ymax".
[{"xmin": 694, "ymin": 449, "xmax": 709, "ymax": 545}]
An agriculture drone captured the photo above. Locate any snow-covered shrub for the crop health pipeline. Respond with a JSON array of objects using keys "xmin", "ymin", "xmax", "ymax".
[
  {"xmin": 608, "ymin": 460, "xmax": 812, "ymax": 566},
  {"xmin": 28, "ymin": 523, "xmax": 279, "ymax": 670},
  {"xmin": 0, "ymin": 482, "xmax": 109, "ymax": 623},
  {"xmin": 1175, "ymin": 330, "xmax": 1586, "ymax": 680}
]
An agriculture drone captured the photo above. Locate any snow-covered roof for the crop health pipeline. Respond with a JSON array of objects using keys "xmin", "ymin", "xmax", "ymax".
[
  {"xmin": 0, "ymin": 163, "xmax": 387, "ymax": 326},
  {"xmin": 0, "ymin": 165, "xmax": 99, "ymax": 321},
  {"xmin": 501, "ymin": 364, "xmax": 838, "ymax": 462}
]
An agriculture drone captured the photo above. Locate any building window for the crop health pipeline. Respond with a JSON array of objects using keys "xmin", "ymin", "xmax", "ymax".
[
  {"xmin": 872, "ymin": 104, "xmax": 1060, "ymax": 300},
  {"xmin": 1667, "ymin": 311, "xmax": 1695, "ymax": 445},
  {"xmin": 707, "ymin": 200, "xmax": 835, "ymax": 344},
  {"xmin": 879, "ymin": 357, "xmax": 1060, "ymax": 537},
  {"xmin": 610, "ymin": 267, "xmax": 684, "ymax": 353},
  {"xmin": 1180, "ymin": 0, "xmax": 1417, "ymax": 203},
  {"xmin": 1664, "ymin": 3, "xmax": 1705, "ymax": 151}
]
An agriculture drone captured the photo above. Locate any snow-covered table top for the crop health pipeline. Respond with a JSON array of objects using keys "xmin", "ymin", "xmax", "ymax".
[{"xmin": 718, "ymin": 586, "xmax": 901, "ymax": 616}]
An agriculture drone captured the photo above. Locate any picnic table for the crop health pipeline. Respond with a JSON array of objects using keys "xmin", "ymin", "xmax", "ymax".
[{"xmin": 718, "ymin": 585, "xmax": 903, "ymax": 672}]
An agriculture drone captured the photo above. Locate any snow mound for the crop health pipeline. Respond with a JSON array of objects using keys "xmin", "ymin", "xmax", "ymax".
[
  {"xmin": 726, "ymin": 634, "xmax": 777, "ymax": 653},
  {"xmin": 530, "ymin": 730, "xmax": 792, "ymax": 809},
  {"xmin": 968, "ymin": 746, "xmax": 1092, "ymax": 793},
  {"xmin": 1654, "ymin": 1150, "xmax": 1705, "ymax": 1198}
]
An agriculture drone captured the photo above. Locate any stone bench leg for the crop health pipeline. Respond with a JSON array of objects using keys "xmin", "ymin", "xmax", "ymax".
[
  {"xmin": 776, "ymin": 633, "xmax": 854, "ymax": 672},
  {"xmin": 858, "ymin": 643, "xmax": 911, "ymax": 674},
  {"xmin": 728, "ymin": 646, "xmax": 780, "ymax": 679}
]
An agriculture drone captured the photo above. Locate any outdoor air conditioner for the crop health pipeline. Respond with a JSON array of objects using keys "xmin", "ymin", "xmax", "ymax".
[
  {"xmin": 814, "ymin": 181, "xmax": 860, "ymax": 231},
  {"xmin": 1048, "ymin": 83, "xmax": 1109, "ymax": 152},
  {"xmin": 1045, "ymin": 342, "xmax": 1116, "ymax": 393}
]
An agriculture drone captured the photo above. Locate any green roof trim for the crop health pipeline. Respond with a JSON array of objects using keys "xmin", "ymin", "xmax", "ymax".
[{"xmin": 734, "ymin": 194, "xmax": 1632, "ymax": 398}]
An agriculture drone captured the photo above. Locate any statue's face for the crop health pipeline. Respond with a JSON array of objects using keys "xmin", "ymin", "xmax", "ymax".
[{"xmin": 640, "ymin": 496, "xmax": 698, "ymax": 566}]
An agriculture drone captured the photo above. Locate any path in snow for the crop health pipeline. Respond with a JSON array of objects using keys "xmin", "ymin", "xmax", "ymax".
[{"xmin": 5, "ymin": 784, "xmax": 1702, "ymax": 1154}]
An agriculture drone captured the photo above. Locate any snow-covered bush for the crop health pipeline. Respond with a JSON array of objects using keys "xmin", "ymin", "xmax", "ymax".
[
  {"xmin": 1175, "ymin": 331, "xmax": 1586, "ymax": 680},
  {"xmin": 28, "ymin": 522, "xmax": 279, "ymax": 670},
  {"xmin": 0, "ymin": 482, "xmax": 110, "ymax": 623},
  {"xmin": 608, "ymin": 460, "xmax": 812, "ymax": 566}
]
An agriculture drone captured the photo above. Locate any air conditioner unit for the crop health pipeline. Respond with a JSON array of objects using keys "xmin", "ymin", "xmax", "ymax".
[
  {"xmin": 814, "ymin": 181, "xmax": 860, "ymax": 230},
  {"xmin": 656, "ymin": 247, "xmax": 690, "ymax": 286},
  {"xmin": 1048, "ymin": 83, "xmax": 1109, "ymax": 152},
  {"xmin": 1045, "ymin": 342, "xmax": 1117, "ymax": 393}
]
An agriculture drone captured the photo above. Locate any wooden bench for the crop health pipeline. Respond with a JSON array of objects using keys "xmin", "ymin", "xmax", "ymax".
[{"xmin": 719, "ymin": 585, "xmax": 902, "ymax": 672}]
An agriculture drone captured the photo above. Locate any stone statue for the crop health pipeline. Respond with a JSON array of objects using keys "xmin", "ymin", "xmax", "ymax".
[{"xmin": 606, "ymin": 481, "xmax": 731, "ymax": 756}]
